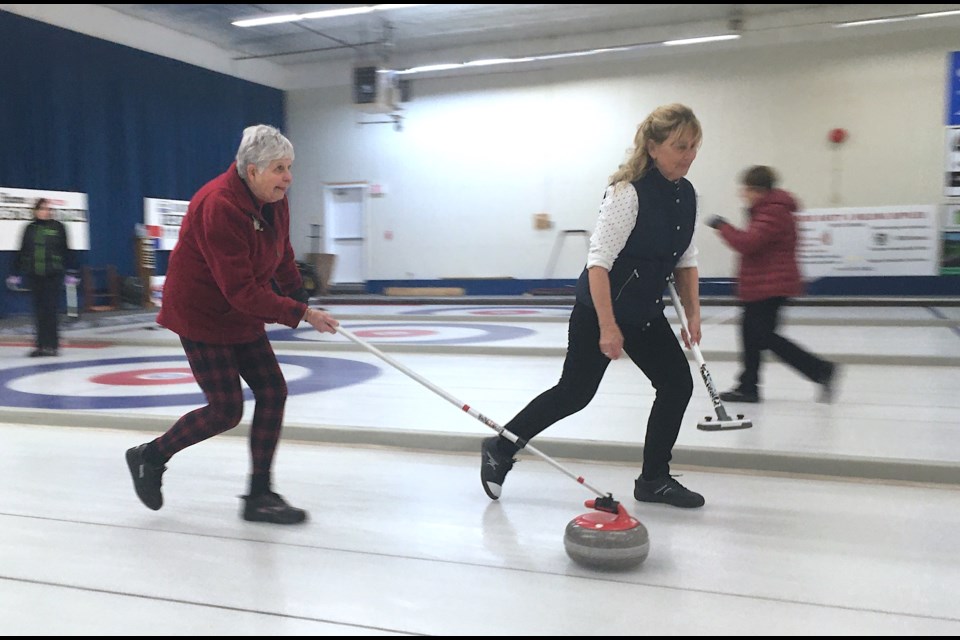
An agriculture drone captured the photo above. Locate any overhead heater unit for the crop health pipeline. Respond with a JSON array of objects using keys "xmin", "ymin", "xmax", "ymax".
[{"xmin": 353, "ymin": 66, "xmax": 401, "ymax": 114}]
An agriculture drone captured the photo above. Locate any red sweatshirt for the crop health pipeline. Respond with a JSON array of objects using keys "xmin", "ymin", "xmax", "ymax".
[
  {"xmin": 717, "ymin": 188, "xmax": 804, "ymax": 302},
  {"xmin": 157, "ymin": 162, "xmax": 306, "ymax": 344}
]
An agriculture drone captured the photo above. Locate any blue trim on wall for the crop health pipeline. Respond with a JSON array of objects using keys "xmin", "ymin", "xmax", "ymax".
[
  {"xmin": 803, "ymin": 276, "xmax": 960, "ymax": 296},
  {"xmin": 368, "ymin": 279, "xmax": 579, "ymax": 296},
  {"xmin": 361, "ymin": 278, "xmax": 563, "ymax": 297},
  {"xmin": 699, "ymin": 276, "xmax": 960, "ymax": 297},
  {"xmin": 0, "ymin": 10, "xmax": 284, "ymax": 317},
  {"xmin": 366, "ymin": 276, "xmax": 960, "ymax": 297}
]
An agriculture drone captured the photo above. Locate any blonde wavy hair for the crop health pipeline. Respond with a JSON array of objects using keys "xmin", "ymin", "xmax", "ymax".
[{"xmin": 608, "ymin": 103, "xmax": 702, "ymax": 186}]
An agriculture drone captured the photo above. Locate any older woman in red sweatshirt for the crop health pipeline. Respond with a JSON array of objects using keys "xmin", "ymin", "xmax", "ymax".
[
  {"xmin": 708, "ymin": 165, "xmax": 838, "ymax": 404},
  {"xmin": 125, "ymin": 125, "xmax": 339, "ymax": 524}
]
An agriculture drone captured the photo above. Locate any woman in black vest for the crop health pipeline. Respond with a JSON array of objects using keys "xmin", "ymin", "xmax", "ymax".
[
  {"xmin": 481, "ymin": 103, "xmax": 705, "ymax": 508},
  {"xmin": 12, "ymin": 198, "xmax": 71, "ymax": 357}
]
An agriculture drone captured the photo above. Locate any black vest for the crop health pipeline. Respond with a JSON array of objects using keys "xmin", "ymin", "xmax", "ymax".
[{"xmin": 575, "ymin": 169, "xmax": 696, "ymax": 325}]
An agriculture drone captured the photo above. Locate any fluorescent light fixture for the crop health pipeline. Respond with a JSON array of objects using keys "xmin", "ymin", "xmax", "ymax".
[
  {"xmin": 397, "ymin": 48, "xmax": 619, "ymax": 75},
  {"xmin": 836, "ymin": 9, "xmax": 960, "ymax": 28},
  {"xmin": 233, "ymin": 14, "xmax": 302, "ymax": 28},
  {"xmin": 464, "ymin": 57, "xmax": 535, "ymax": 68},
  {"xmin": 300, "ymin": 7, "xmax": 376, "ymax": 21},
  {"xmin": 233, "ymin": 4, "xmax": 425, "ymax": 28},
  {"xmin": 916, "ymin": 10, "xmax": 960, "ymax": 19},
  {"xmin": 663, "ymin": 34, "xmax": 741, "ymax": 46},
  {"xmin": 397, "ymin": 63, "xmax": 462, "ymax": 74},
  {"xmin": 397, "ymin": 35, "xmax": 736, "ymax": 76},
  {"xmin": 835, "ymin": 16, "xmax": 913, "ymax": 28},
  {"xmin": 533, "ymin": 47, "xmax": 634, "ymax": 61}
]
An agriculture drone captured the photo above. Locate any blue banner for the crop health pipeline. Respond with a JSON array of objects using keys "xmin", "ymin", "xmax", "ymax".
[{"xmin": 948, "ymin": 51, "xmax": 960, "ymax": 126}]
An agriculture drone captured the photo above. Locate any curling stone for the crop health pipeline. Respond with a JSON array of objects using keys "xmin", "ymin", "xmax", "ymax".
[{"xmin": 563, "ymin": 500, "xmax": 649, "ymax": 570}]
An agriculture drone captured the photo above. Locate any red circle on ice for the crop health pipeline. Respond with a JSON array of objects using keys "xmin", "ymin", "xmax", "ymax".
[
  {"xmin": 468, "ymin": 309, "xmax": 537, "ymax": 315},
  {"xmin": 90, "ymin": 368, "xmax": 195, "ymax": 386},
  {"xmin": 354, "ymin": 329, "xmax": 436, "ymax": 338}
]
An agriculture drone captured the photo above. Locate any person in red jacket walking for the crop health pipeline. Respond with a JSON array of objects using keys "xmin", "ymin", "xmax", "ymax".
[
  {"xmin": 125, "ymin": 124, "xmax": 339, "ymax": 524},
  {"xmin": 707, "ymin": 165, "xmax": 838, "ymax": 404}
]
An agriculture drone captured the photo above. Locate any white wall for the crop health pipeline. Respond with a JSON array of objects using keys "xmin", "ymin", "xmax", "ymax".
[{"xmin": 287, "ymin": 28, "xmax": 955, "ymax": 280}]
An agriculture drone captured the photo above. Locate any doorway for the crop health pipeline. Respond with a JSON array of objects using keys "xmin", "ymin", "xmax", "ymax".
[{"xmin": 322, "ymin": 183, "xmax": 368, "ymax": 285}]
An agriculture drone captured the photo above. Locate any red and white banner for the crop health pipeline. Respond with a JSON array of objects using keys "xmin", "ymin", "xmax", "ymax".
[
  {"xmin": 795, "ymin": 205, "xmax": 938, "ymax": 277},
  {"xmin": 143, "ymin": 198, "xmax": 189, "ymax": 251}
]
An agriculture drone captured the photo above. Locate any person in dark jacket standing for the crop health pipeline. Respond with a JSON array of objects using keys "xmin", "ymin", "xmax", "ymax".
[
  {"xmin": 708, "ymin": 165, "xmax": 838, "ymax": 404},
  {"xmin": 11, "ymin": 198, "xmax": 71, "ymax": 357},
  {"xmin": 480, "ymin": 103, "xmax": 706, "ymax": 509},
  {"xmin": 125, "ymin": 124, "xmax": 339, "ymax": 524}
]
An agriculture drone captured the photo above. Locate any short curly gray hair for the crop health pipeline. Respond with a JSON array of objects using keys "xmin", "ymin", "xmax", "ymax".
[{"xmin": 235, "ymin": 124, "xmax": 294, "ymax": 178}]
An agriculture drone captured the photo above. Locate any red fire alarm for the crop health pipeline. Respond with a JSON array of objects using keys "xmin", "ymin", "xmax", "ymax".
[{"xmin": 828, "ymin": 128, "xmax": 848, "ymax": 144}]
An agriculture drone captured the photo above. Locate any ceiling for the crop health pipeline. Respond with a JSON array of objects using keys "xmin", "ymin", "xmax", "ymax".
[{"xmin": 95, "ymin": 3, "xmax": 944, "ymax": 70}]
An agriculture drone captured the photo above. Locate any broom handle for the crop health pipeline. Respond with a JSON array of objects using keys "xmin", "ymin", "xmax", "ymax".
[
  {"xmin": 336, "ymin": 325, "xmax": 613, "ymax": 500},
  {"xmin": 666, "ymin": 276, "xmax": 705, "ymax": 367},
  {"xmin": 666, "ymin": 276, "xmax": 732, "ymax": 421}
]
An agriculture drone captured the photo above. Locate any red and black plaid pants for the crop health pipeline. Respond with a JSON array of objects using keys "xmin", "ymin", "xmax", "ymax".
[{"xmin": 155, "ymin": 334, "xmax": 287, "ymax": 474}]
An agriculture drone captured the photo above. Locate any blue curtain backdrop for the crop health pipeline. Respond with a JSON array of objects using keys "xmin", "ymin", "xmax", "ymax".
[{"xmin": 0, "ymin": 10, "xmax": 284, "ymax": 316}]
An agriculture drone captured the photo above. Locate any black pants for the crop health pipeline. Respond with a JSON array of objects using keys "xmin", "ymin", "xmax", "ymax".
[
  {"xmin": 30, "ymin": 274, "xmax": 62, "ymax": 352},
  {"xmin": 736, "ymin": 297, "xmax": 831, "ymax": 393},
  {"xmin": 502, "ymin": 303, "xmax": 693, "ymax": 480}
]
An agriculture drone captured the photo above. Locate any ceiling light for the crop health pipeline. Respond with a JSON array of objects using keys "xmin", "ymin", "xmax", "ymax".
[
  {"xmin": 835, "ymin": 9, "xmax": 960, "ymax": 28},
  {"xmin": 916, "ymin": 10, "xmax": 960, "ymax": 19},
  {"xmin": 463, "ymin": 57, "xmax": 535, "ymax": 68},
  {"xmin": 233, "ymin": 14, "xmax": 302, "ymax": 28},
  {"xmin": 397, "ymin": 35, "xmax": 738, "ymax": 76},
  {"xmin": 663, "ymin": 34, "xmax": 741, "ymax": 46},
  {"xmin": 835, "ymin": 16, "xmax": 913, "ymax": 28},
  {"xmin": 300, "ymin": 7, "xmax": 376, "ymax": 21},
  {"xmin": 233, "ymin": 4, "xmax": 425, "ymax": 28}
]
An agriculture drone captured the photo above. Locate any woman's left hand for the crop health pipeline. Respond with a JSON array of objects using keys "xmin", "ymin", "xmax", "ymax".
[
  {"xmin": 599, "ymin": 322, "xmax": 624, "ymax": 360},
  {"xmin": 681, "ymin": 316, "xmax": 702, "ymax": 348}
]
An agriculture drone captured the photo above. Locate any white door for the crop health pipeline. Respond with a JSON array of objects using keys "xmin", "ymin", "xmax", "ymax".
[{"xmin": 322, "ymin": 184, "xmax": 367, "ymax": 284}]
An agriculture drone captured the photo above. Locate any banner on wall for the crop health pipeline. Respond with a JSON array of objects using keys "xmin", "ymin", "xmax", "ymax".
[
  {"xmin": 945, "ymin": 52, "xmax": 960, "ymax": 195},
  {"xmin": 943, "ymin": 202, "xmax": 960, "ymax": 229},
  {"xmin": 947, "ymin": 51, "xmax": 960, "ymax": 126},
  {"xmin": 143, "ymin": 198, "xmax": 189, "ymax": 251},
  {"xmin": 946, "ymin": 127, "xmax": 960, "ymax": 197},
  {"xmin": 0, "ymin": 187, "xmax": 90, "ymax": 251},
  {"xmin": 794, "ymin": 205, "xmax": 938, "ymax": 278},
  {"xmin": 943, "ymin": 202, "xmax": 960, "ymax": 275},
  {"xmin": 943, "ymin": 232, "xmax": 960, "ymax": 275}
]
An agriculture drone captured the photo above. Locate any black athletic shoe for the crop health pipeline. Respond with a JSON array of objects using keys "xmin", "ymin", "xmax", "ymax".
[
  {"xmin": 480, "ymin": 436, "xmax": 516, "ymax": 500},
  {"xmin": 719, "ymin": 388, "xmax": 760, "ymax": 403},
  {"xmin": 818, "ymin": 363, "xmax": 841, "ymax": 404},
  {"xmin": 125, "ymin": 444, "xmax": 166, "ymax": 511},
  {"xmin": 241, "ymin": 492, "xmax": 308, "ymax": 524},
  {"xmin": 634, "ymin": 475, "xmax": 705, "ymax": 509}
]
